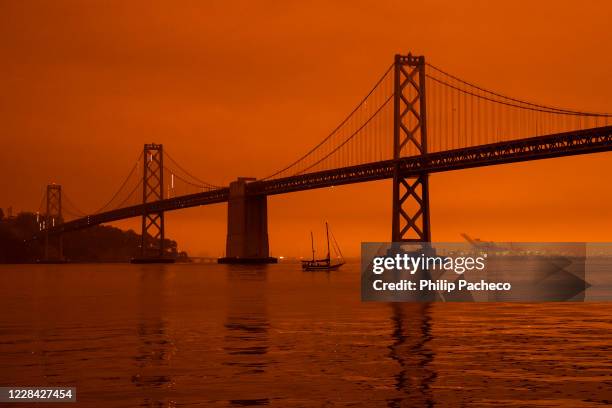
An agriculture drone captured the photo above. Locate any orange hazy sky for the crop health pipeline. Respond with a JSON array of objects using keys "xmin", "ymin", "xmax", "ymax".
[{"xmin": 1, "ymin": 0, "xmax": 611, "ymax": 257}]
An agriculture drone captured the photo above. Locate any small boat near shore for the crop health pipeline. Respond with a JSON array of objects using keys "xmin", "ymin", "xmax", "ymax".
[{"xmin": 302, "ymin": 222, "xmax": 345, "ymax": 271}]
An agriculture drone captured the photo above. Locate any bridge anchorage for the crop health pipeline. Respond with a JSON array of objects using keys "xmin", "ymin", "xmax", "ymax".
[
  {"xmin": 219, "ymin": 177, "xmax": 276, "ymax": 264},
  {"xmin": 36, "ymin": 52, "xmax": 612, "ymax": 264}
]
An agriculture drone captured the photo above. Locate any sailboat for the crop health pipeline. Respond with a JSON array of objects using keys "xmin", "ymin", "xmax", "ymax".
[{"xmin": 302, "ymin": 222, "xmax": 345, "ymax": 271}]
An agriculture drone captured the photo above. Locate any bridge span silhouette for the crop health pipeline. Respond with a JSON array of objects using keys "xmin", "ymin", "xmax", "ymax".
[{"xmin": 38, "ymin": 53, "xmax": 612, "ymax": 262}]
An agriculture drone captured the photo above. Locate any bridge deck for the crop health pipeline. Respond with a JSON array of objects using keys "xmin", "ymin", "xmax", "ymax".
[{"xmin": 52, "ymin": 126, "xmax": 612, "ymax": 234}]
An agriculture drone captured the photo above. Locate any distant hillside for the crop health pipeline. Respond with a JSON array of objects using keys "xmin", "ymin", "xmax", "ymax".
[{"xmin": 0, "ymin": 212, "xmax": 187, "ymax": 263}]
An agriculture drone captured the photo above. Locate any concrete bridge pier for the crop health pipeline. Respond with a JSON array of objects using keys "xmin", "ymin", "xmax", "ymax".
[{"xmin": 218, "ymin": 178, "xmax": 277, "ymax": 264}]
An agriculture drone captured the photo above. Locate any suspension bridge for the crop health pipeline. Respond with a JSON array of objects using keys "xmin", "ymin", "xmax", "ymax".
[{"xmin": 37, "ymin": 53, "xmax": 612, "ymax": 262}]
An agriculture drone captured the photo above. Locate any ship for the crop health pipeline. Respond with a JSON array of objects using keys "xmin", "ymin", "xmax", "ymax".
[{"xmin": 302, "ymin": 222, "xmax": 345, "ymax": 271}]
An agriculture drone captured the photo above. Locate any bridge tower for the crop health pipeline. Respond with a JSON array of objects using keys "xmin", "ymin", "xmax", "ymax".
[
  {"xmin": 44, "ymin": 184, "xmax": 63, "ymax": 261},
  {"xmin": 140, "ymin": 143, "xmax": 166, "ymax": 258},
  {"xmin": 391, "ymin": 54, "xmax": 431, "ymax": 242}
]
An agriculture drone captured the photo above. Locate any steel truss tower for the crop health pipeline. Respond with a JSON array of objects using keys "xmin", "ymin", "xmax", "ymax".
[
  {"xmin": 141, "ymin": 143, "xmax": 165, "ymax": 257},
  {"xmin": 44, "ymin": 184, "xmax": 63, "ymax": 260},
  {"xmin": 392, "ymin": 54, "xmax": 431, "ymax": 242}
]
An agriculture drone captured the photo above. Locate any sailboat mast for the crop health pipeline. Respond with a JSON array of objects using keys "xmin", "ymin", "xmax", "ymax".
[
  {"xmin": 325, "ymin": 222, "xmax": 330, "ymax": 261},
  {"xmin": 310, "ymin": 231, "xmax": 315, "ymax": 261}
]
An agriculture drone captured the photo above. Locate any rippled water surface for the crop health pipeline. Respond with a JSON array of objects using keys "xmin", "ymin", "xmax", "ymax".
[{"xmin": 1, "ymin": 263, "xmax": 611, "ymax": 407}]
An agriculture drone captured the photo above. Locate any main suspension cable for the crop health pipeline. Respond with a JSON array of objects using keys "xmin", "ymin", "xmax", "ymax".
[
  {"xmin": 426, "ymin": 62, "xmax": 612, "ymax": 117},
  {"xmin": 262, "ymin": 63, "xmax": 394, "ymax": 180}
]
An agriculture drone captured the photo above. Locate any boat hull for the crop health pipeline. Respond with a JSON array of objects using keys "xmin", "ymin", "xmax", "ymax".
[
  {"xmin": 130, "ymin": 257, "xmax": 176, "ymax": 264},
  {"xmin": 302, "ymin": 262, "xmax": 345, "ymax": 271}
]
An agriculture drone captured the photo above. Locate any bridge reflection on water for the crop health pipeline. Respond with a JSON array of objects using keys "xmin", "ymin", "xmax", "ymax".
[{"xmin": 0, "ymin": 263, "xmax": 611, "ymax": 406}]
